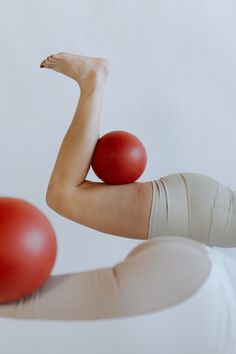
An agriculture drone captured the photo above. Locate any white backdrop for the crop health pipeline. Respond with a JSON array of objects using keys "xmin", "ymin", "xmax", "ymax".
[{"xmin": 0, "ymin": 0, "xmax": 236, "ymax": 352}]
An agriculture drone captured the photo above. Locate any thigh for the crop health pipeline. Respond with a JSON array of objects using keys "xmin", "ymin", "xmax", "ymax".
[{"xmin": 148, "ymin": 172, "xmax": 221, "ymax": 245}]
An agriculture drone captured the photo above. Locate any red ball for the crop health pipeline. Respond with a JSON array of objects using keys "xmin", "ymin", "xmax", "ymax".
[
  {"xmin": 91, "ymin": 131, "xmax": 147, "ymax": 184},
  {"xmin": 0, "ymin": 198, "xmax": 57, "ymax": 304}
]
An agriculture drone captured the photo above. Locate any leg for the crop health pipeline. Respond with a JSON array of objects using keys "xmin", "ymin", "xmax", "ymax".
[
  {"xmin": 0, "ymin": 237, "xmax": 211, "ymax": 321},
  {"xmin": 40, "ymin": 52, "xmax": 152, "ymax": 240},
  {"xmin": 41, "ymin": 52, "xmax": 110, "ymax": 192}
]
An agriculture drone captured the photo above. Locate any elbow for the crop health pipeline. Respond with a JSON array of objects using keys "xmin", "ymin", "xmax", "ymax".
[
  {"xmin": 46, "ymin": 183, "xmax": 73, "ymax": 216},
  {"xmin": 46, "ymin": 185, "xmax": 62, "ymax": 212}
]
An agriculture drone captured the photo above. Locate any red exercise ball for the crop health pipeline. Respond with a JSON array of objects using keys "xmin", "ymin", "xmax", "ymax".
[
  {"xmin": 0, "ymin": 198, "xmax": 57, "ymax": 304},
  {"xmin": 91, "ymin": 131, "xmax": 147, "ymax": 184}
]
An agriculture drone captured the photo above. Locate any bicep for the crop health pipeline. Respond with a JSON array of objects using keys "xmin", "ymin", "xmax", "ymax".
[{"xmin": 52, "ymin": 180, "xmax": 153, "ymax": 240}]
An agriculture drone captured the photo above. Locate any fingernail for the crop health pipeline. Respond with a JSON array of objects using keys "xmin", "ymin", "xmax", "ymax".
[{"xmin": 40, "ymin": 64, "xmax": 45, "ymax": 68}]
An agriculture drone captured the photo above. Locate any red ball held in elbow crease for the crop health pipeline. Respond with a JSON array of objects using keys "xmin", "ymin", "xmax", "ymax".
[{"xmin": 91, "ymin": 130, "xmax": 147, "ymax": 184}]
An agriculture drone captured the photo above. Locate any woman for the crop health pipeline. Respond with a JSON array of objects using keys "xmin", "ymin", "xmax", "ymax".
[
  {"xmin": 0, "ymin": 52, "xmax": 236, "ymax": 353},
  {"xmin": 43, "ymin": 52, "xmax": 236, "ymax": 248}
]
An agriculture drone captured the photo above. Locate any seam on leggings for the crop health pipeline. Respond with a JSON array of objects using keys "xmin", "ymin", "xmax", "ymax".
[
  {"xmin": 147, "ymin": 180, "xmax": 159, "ymax": 239},
  {"xmin": 179, "ymin": 173, "xmax": 191, "ymax": 238},
  {"xmin": 208, "ymin": 182, "xmax": 220, "ymax": 246},
  {"xmin": 159, "ymin": 177, "xmax": 170, "ymax": 224},
  {"xmin": 111, "ymin": 267, "xmax": 120, "ymax": 288},
  {"xmin": 212, "ymin": 182, "xmax": 220, "ymax": 209},
  {"xmin": 147, "ymin": 181, "xmax": 154, "ymax": 239}
]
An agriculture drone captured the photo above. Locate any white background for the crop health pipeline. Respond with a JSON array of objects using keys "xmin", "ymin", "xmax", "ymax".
[{"xmin": 0, "ymin": 0, "xmax": 236, "ymax": 352}]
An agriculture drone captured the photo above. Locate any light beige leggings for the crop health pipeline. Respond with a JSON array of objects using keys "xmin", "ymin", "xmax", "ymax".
[
  {"xmin": 0, "ymin": 237, "xmax": 212, "ymax": 321},
  {"xmin": 0, "ymin": 172, "xmax": 235, "ymax": 324},
  {"xmin": 148, "ymin": 172, "xmax": 236, "ymax": 247}
]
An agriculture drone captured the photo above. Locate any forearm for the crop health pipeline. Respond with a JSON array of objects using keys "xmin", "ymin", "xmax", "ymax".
[{"xmin": 47, "ymin": 84, "xmax": 104, "ymax": 193}]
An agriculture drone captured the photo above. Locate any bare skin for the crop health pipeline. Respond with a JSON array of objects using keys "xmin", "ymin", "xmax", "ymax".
[{"xmin": 41, "ymin": 52, "xmax": 152, "ymax": 240}]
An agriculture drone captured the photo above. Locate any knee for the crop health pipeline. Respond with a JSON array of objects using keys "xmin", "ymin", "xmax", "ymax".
[{"xmin": 113, "ymin": 237, "xmax": 211, "ymax": 316}]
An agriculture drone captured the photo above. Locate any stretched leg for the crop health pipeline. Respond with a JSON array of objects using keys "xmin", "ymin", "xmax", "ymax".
[{"xmin": 0, "ymin": 237, "xmax": 211, "ymax": 321}]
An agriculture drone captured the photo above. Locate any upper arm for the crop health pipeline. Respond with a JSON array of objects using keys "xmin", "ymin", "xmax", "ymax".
[{"xmin": 47, "ymin": 180, "xmax": 153, "ymax": 240}]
